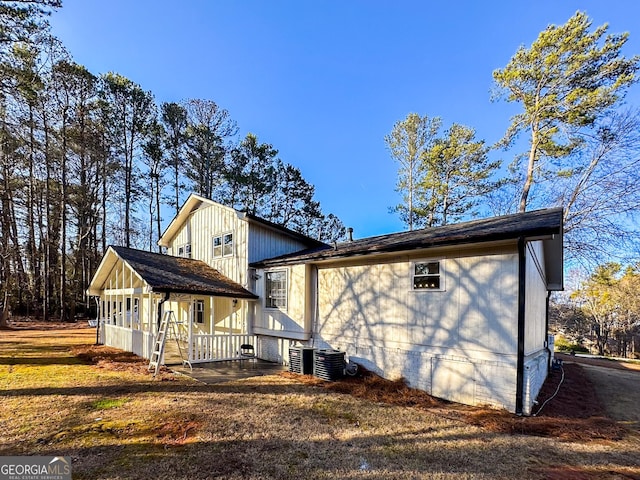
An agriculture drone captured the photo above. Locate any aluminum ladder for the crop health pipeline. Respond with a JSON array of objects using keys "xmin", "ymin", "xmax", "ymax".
[{"xmin": 148, "ymin": 310, "xmax": 191, "ymax": 376}]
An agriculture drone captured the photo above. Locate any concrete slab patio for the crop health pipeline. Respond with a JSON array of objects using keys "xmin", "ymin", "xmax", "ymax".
[{"xmin": 168, "ymin": 359, "xmax": 287, "ymax": 384}]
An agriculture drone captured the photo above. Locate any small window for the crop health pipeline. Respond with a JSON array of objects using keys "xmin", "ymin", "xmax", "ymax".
[
  {"xmin": 413, "ymin": 261, "xmax": 443, "ymax": 290},
  {"xmin": 223, "ymin": 233, "xmax": 233, "ymax": 256},
  {"xmin": 213, "ymin": 233, "xmax": 233, "ymax": 257},
  {"xmin": 194, "ymin": 300, "xmax": 204, "ymax": 324},
  {"xmin": 177, "ymin": 244, "xmax": 191, "ymax": 258},
  {"xmin": 265, "ymin": 270, "xmax": 287, "ymax": 309},
  {"xmin": 213, "ymin": 236, "xmax": 222, "ymax": 257}
]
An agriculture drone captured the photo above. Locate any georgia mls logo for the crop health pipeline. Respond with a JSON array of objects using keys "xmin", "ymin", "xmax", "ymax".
[{"xmin": 0, "ymin": 456, "xmax": 72, "ymax": 480}]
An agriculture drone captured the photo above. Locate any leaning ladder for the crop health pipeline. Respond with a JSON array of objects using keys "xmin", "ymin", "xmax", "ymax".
[{"xmin": 148, "ymin": 310, "xmax": 192, "ymax": 376}]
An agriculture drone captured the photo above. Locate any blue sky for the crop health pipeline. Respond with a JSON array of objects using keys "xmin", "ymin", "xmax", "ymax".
[{"xmin": 48, "ymin": 1, "xmax": 640, "ymax": 238}]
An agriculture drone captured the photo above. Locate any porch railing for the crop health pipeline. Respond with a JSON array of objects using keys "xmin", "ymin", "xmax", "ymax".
[
  {"xmin": 102, "ymin": 322, "xmax": 154, "ymax": 360},
  {"xmin": 191, "ymin": 334, "xmax": 256, "ymax": 363}
]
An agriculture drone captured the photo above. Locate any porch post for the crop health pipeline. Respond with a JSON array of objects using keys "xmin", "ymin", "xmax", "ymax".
[
  {"xmin": 147, "ymin": 292, "xmax": 152, "ymax": 334},
  {"xmin": 188, "ymin": 296, "xmax": 193, "ymax": 362}
]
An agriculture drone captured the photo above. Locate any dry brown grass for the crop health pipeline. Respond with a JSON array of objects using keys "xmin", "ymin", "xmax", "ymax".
[
  {"xmin": 284, "ymin": 362, "xmax": 628, "ymax": 442},
  {"xmin": 1, "ymin": 324, "xmax": 639, "ymax": 480}
]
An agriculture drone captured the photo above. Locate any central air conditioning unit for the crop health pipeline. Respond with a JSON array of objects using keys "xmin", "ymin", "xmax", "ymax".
[
  {"xmin": 289, "ymin": 346, "xmax": 316, "ymax": 375},
  {"xmin": 313, "ymin": 349, "xmax": 345, "ymax": 381}
]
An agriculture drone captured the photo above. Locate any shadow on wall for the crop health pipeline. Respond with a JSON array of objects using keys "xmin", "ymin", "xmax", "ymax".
[{"xmin": 313, "ymin": 250, "xmax": 525, "ymax": 410}]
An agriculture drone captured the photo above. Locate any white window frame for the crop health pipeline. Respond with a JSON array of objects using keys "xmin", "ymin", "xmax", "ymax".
[
  {"xmin": 212, "ymin": 232, "xmax": 233, "ymax": 258},
  {"xmin": 194, "ymin": 299, "xmax": 205, "ymax": 324},
  {"xmin": 212, "ymin": 236, "xmax": 222, "ymax": 257},
  {"xmin": 177, "ymin": 244, "xmax": 191, "ymax": 258},
  {"xmin": 411, "ymin": 259, "xmax": 445, "ymax": 291},
  {"xmin": 223, "ymin": 232, "xmax": 233, "ymax": 257},
  {"xmin": 265, "ymin": 269, "xmax": 288, "ymax": 310}
]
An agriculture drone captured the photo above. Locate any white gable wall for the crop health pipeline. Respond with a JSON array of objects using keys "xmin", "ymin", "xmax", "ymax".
[
  {"xmin": 166, "ymin": 202, "xmax": 317, "ymax": 289},
  {"xmin": 524, "ymin": 241, "xmax": 547, "ymax": 354},
  {"xmin": 168, "ymin": 203, "xmax": 249, "ymax": 286}
]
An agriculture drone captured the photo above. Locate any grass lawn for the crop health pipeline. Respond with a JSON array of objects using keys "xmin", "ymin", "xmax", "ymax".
[{"xmin": 1, "ymin": 326, "xmax": 639, "ymax": 480}]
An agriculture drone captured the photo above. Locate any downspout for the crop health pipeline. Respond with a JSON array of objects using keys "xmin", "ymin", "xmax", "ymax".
[
  {"xmin": 157, "ymin": 291, "xmax": 170, "ymax": 331},
  {"xmin": 311, "ymin": 264, "xmax": 319, "ymax": 348},
  {"xmin": 545, "ymin": 290, "xmax": 552, "ymax": 374},
  {"xmin": 94, "ymin": 297, "xmax": 101, "ymax": 346},
  {"xmin": 515, "ymin": 236, "xmax": 526, "ymax": 415}
]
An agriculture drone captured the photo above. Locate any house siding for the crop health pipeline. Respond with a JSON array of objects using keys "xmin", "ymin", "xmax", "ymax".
[
  {"xmin": 316, "ymin": 246, "xmax": 519, "ymax": 356},
  {"xmin": 524, "ymin": 241, "xmax": 548, "ymax": 354},
  {"xmin": 253, "ymin": 264, "xmax": 309, "ymax": 340},
  {"xmin": 258, "ymin": 245, "xmax": 525, "ymax": 411},
  {"xmin": 248, "ymin": 224, "xmax": 312, "ymax": 264}
]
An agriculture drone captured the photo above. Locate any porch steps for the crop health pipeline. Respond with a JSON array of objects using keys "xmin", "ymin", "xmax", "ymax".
[{"xmin": 148, "ymin": 310, "xmax": 192, "ymax": 376}]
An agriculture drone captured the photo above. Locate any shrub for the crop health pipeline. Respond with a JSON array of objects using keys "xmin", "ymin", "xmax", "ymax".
[{"xmin": 554, "ymin": 335, "xmax": 589, "ymax": 353}]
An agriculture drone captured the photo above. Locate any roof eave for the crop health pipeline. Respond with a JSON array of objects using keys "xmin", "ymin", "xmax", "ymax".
[
  {"xmin": 153, "ymin": 287, "xmax": 258, "ymax": 300},
  {"xmin": 245, "ymin": 213, "xmax": 328, "ymax": 248},
  {"xmin": 158, "ymin": 194, "xmax": 228, "ymax": 247},
  {"xmin": 252, "ymin": 234, "xmax": 556, "ymax": 268}
]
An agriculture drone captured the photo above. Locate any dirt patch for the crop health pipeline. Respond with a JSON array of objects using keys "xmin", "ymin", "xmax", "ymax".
[
  {"xmin": 532, "ymin": 362, "xmax": 603, "ymax": 418},
  {"xmin": 72, "ymin": 344, "xmax": 175, "ymax": 379},
  {"xmin": 1, "ymin": 317, "xmax": 93, "ymax": 331},
  {"xmin": 155, "ymin": 417, "xmax": 201, "ymax": 445},
  {"xmin": 579, "ymin": 364, "xmax": 640, "ymax": 430}
]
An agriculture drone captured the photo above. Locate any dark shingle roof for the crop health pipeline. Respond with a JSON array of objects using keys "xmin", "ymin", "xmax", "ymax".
[
  {"xmin": 245, "ymin": 213, "xmax": 328, "ymax": 248},
  {"xmin": 250, "ymin": 208, "xmax": 563, "ymax": 268},
  {"xmin": 111, "ymin": 246, "xmax": 258, "ymax": 299}
]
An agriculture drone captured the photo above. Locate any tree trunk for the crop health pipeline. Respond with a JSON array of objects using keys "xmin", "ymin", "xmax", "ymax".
[
  {"xmin": 0, "ymin": 291, "xmax": 9, "ymax": 327},
  {"xmin": 42, "ymin": 108, "xmax": 51, "ymax": 322},
  {"xmin": 60, "ymin": 111, "xmax": 68, "ymax": 321},
  {"xmin": 519, "ymin": 129, "xmax": 538, "ymax": 213},
  {"xmin": 26, "ymin": 105, "xmax": 40, "ymax": 314},
  {"xmin": 155, "ymin": 174, "xmax": 162, "ymax": 253}
]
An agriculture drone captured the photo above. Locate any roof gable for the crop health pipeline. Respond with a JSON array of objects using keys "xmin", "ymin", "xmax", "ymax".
[
  {"xmin": 158, "ymin": 193, "xmax": 326, "ymax": 249},
  {"xmin": 88, "ymin": 246, "xmax": 258, "ymax": 299},
  {"xmin": 158, "ymin": 194, "xmax": 231, "ymax": 248}
]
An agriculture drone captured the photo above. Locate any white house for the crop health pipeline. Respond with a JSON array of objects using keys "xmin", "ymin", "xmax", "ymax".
[{"xmin": 88, "ymin": 194, "xmax": 563, "ymax": 415}]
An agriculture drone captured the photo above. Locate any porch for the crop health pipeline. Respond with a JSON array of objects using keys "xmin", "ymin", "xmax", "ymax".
[
  {"xmin": 169, "ymin": 359, "xmax": 286, "ymax": 384},
  {"xmin": 100, "ymin": 317, "xmax": 258, "ymax": 364},
  {"xmin": 89, "ymin": 246, "xmax": 260, "ymax": 366},
  {"xmin": 163, "ymin": 328, "xmax": 258, "ymax": 364}
]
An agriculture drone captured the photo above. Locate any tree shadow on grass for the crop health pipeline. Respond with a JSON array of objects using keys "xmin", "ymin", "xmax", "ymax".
[
  {"xmin": 6, "ymin": 429, "xmax": 640, "ymax": 480},
  {"xmin": 0, "ymin": 356, "xmax": 87, "ymax": 366}
]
